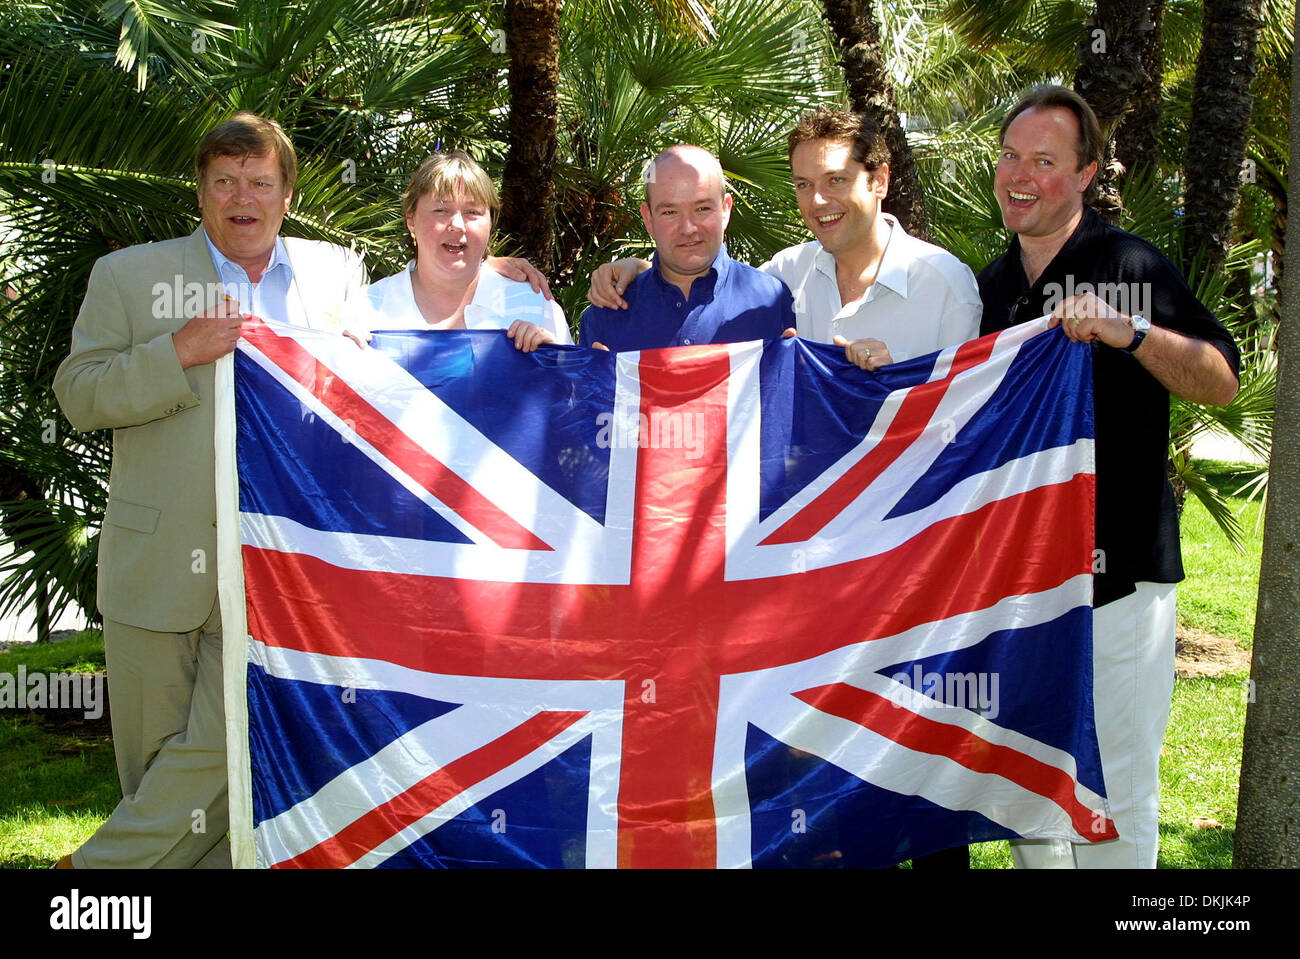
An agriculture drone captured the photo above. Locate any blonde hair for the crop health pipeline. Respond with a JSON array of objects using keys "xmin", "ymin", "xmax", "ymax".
[{"xmin": 402, "ymin": 151, "xmax": 500, "ymax": 235}]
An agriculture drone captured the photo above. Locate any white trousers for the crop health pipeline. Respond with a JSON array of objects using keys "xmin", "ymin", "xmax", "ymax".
[{"xmin": 1012, "ymin": 582, "xmax": 1177, "ymax": 869}]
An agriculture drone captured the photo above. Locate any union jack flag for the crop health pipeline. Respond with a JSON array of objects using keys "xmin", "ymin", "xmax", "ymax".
[{"xmin": 218, "ymin": 316, "xmax": 1113, "ymax": 869}]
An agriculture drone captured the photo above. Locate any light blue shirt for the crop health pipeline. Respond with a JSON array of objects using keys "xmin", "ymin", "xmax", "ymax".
[{"xmin": 202, "ymin": 229, "xmax": 294, "ymax": 325}]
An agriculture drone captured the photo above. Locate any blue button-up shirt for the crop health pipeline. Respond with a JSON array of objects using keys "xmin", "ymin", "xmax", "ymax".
[
  {"xmin": 203, "ymin": 229, "xmax": 294, "ymax": 325},
  {"xmin": 579, "ymin": 245, "xmax": 794, "ymax": 350}
]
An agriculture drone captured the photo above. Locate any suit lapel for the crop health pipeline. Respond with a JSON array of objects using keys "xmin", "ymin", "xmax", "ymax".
[
  {"xmin": 182, "ymin": 226, "xmax": 223, "ymax": 296},
  {"xmin": 177, "ymin": 227, "xmax": 222, "ymax": 405},
  {"xmin": 281, "ymin": 237, "xmax": 313, "ymax": 329}
]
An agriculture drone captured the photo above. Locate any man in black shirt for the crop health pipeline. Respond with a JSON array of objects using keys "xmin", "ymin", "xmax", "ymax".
[{"xmin": 978, "ymin": 86, "xmax": 1239, "ymax": 868}]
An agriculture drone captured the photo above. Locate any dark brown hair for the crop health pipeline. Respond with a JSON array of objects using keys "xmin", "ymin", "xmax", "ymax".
[
  {"xmin": 195, "ymin": 112, "xmax": 297, "ymax": 192},
  {"xmin": 787, "ymin": 107, "xmax": 890, "ymax": 172},
  {"xmin": 999, "ymin": 85, "xmax": 1103, "ymax": 200}
]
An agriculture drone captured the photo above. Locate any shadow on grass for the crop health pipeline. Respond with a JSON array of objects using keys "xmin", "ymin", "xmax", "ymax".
[
  {"xmin": 1, "ymin": 714, "xmax": 118, "ymax": 815},
  {"xmin": 1157, "ymin": 822, "xmax": 1236, "ymax": 869},
  {"xmin": 0, "ymin": 713, "xmax": 118, "ymax": 868}
]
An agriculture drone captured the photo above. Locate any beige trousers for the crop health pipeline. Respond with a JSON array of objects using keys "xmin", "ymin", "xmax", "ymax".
[{"xmin": 73, "ymin": 600, "xmax": 230, "ymax": 868}]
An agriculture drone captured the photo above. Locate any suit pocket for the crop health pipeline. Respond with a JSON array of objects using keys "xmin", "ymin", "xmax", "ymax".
[{"xmin": 105, "ymin": 496, "xmax": 161, "ymax": 534}]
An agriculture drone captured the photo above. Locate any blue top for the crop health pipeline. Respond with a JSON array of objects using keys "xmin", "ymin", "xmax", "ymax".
[
  {"xmin": 579, "ymin": 245, "xmax": 794, "ymax": 350},
  {"xmin": 203, "ymin": 228, "xmax": 294, "ymax": 325}
]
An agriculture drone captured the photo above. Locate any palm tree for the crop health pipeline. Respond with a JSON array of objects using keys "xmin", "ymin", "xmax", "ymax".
[
  {"xmin": 1242, "ymin": 0, "xmax": 1293, "ymax": 330},
  {"xmin": 544, "ymin": 0, "xmax": 837, "ymax": 313},
  {"xmin": 820, "ymin": 0, "xmax": 929, "ymax": 236},
  {"xmin": 1, "ymin": 0, "xmax": 1287, "ymax": 634},
  {"xmin": 936, "ymin": 0, "xmax": 1285, "ymax": 537},
  {"xmin": 0, "ymin": 0, "xmax": 845, "ymax": 628},
  {"xmin": 1112, "ymin": 0, "xmax": 1166, "ymax": 178},
  {"xmin": 1074, "ymin": 1, "xmax": 1157, "ymax": 220},
  {"xmin": 1235, "ymin": 0, "xmax": 1298, "ymax": 868},
  {"xmin": 500, "ymin": 0, "xmax": 563, "ymax": 271},
  {"xmin": 0, "ymin": 0, "xmax": 504, "ymax": 630},
  {"xmin": 1181, "ymin": 0, "xmax": 1264, "ymax": 277}
]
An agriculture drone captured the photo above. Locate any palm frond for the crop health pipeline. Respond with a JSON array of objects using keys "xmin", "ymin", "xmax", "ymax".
[
  {"xmin": 0, "ymin": 496, "xmax": 100, "ymax": 623},
  {"xmin": 1169, "ymin": 448, "xmax": 1247, "ymax": 549},
  {"xmin": 97, "ymin": 0, "xmax": 238, "ymax": 90}
]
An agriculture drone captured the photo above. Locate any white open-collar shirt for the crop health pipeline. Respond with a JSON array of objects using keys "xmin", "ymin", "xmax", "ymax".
[{"xmin": 760, "ymin": 213, "xmax": 982, "ymax": 362}]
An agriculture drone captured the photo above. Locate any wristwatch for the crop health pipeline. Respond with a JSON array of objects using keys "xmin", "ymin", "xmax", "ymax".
[{"xmin": 1122, "ymin": 314, "xmax": 1151, "ymax": 353}]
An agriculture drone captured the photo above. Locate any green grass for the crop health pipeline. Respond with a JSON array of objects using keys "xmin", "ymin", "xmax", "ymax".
[
  {"xmin": 0, "ymin": 629, "xmax": 106, "ymax": 674},
  {"xmin": 1177, "ymin": 460, "xmax": 1265, "ymax": 648},
  {"xmin": 0, "ymin": 629, "xmax": 116, "ymax": 866},
  {"xmin": 970, "ymin": 837, "xmax": 1014, "ymax": 869},
  {"xmin": 1156, "ymin": 675, "xmax": 1248, "ymax": 868},
  {"xmin": 966, "ymin": 458, "xmax": 1260, "ymax": 869},
  {"xmin": 1156, "ymin": 461, "xmax": 1258, "ymax": 868},
  {"xmin": 0, "ymin": 724, "xmax": 119, "ymax": 866},
  {"xmin": 961, "ymin": 673, "xmax": 1248, "ymax": 870}
]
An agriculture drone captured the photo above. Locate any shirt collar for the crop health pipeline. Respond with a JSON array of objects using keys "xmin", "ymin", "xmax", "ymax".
[
  {"xmin": 813, "ymin": 243, "xmax": 837, "ymax": 282},
  {"xmin": 650, "ymin": 243, "xmax": 731, "ymax": 295},
  {"xmin": 810, "ymin": 213, "xmax": 906, "ymax": 298},
  {"xmin": 202, "ymin": 227, "xmax": 291, "ymax": 283},
  {"xmin": 872, "ymin": 213, "xmax": 907, "ymax": 298},
  {"xmin": 1004, "ymin": 205, "xmax": 1101, "ymax": 288}
]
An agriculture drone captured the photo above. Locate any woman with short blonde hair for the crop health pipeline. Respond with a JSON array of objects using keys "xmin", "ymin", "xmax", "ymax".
[{"xmin": 349, "ymin": 150, "xmax": 570, "ymax": 350}]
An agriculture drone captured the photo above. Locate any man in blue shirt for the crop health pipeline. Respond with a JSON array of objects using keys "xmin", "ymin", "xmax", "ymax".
[{"xmin": 580, "ymin": 145, "xmax": 794, "ymax": 350}]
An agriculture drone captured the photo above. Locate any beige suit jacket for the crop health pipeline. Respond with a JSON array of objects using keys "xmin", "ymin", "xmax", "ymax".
[{"xmin": 53, "ymin": 227, "xmax": 366, "ymax": 632}]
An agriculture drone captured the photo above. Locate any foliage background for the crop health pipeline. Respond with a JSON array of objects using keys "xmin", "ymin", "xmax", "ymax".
[{"xmin": 0, "ymin": 0, "xmax": 1291, "ymax": 628}]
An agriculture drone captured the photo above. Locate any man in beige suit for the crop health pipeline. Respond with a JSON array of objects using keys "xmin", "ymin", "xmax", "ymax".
[{"xmin": 52, "ymin": 113, "xmax": 367, "ymax": 868}]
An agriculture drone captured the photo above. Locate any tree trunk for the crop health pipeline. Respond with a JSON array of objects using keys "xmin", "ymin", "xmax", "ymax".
[
  {"xmin": 1182, "ymin": 0, "xmax": 1264, "ymax": 277},
  {"xmin": 499, "ymin": 0, "xmax": 562, "ymax": 271},
  {"xmin": 34, "ymin": 582, "xmax": 50, "ymax": 644},
  {"xmin": 1113, "ymin": 0, "xmax": 1166, "ymax": 179},
  {"xmin": 1074, "ymin": 1, "xmax": 1155, "ymax": 223},
  {"xmin": 1234, "ymin": 0, "xmax": 1300, "ymax": 868},
  {"xmin": 819, "ymin": 0, "xmax": 928, "ymax": 239},
  {"xmin": 0, "ymin": 460, "xmax": 51, "ymax": 641},
  {"xmin": 1258, "ymin": 146, "xmax": 1287, "ymax": 332}
]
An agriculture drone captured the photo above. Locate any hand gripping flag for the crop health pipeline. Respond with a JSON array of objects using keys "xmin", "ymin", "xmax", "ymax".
[{"xmin": 216, "ymin": 316, "xmax": 1112, "ymax": 869}]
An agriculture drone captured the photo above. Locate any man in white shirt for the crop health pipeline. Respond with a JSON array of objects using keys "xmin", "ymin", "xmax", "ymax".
[
  {"xmin": 587, "ymin": 110, "xmax": 981, "ymax": 870},
  {"xmin": 587, "ymin": 108, "xmax": 981, "ymax": 371}
]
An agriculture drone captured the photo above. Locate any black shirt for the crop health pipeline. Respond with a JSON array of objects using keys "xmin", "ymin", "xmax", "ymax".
[{"xmin": 977, "ymin": 207, "xmax": 1240, "ymax": 606}]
